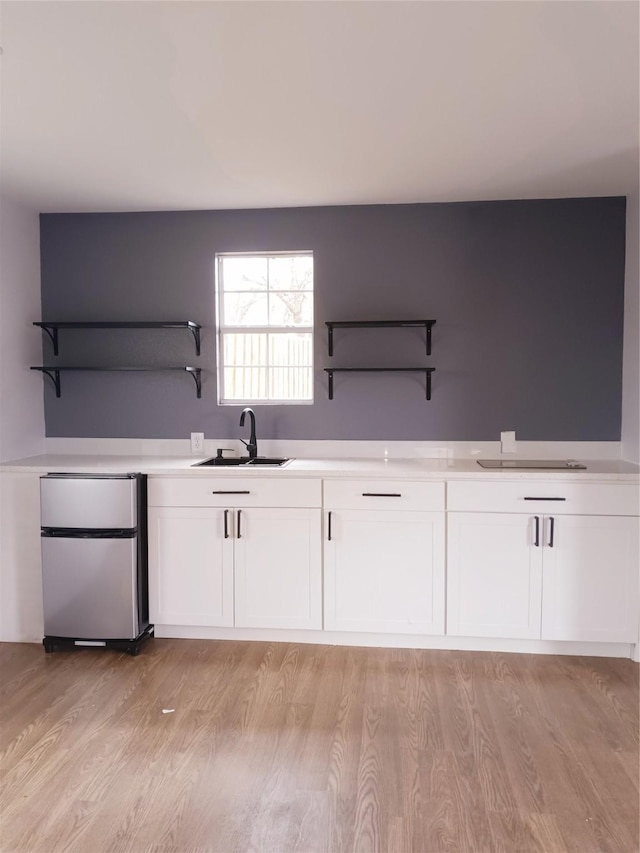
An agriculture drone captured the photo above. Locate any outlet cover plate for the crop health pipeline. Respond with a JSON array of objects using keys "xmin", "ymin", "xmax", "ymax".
[
  {"xmin": 500, "ymin": 430, "xmax": 517, "ymax": 454},
  {"xmin": 191, "ymin": 432, "xmax": 205, "ymax": 454}
]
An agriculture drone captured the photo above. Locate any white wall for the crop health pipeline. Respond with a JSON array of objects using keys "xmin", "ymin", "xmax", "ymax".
[
  {"xmin": 622, "ymin": 191, "xmax": 639, "ymax": 464},
  {"xmin": 0, "ymin": 195, "xmax": 45, "ymax": 461},
  {"xmin": 0, "ymin": 196, "xmax": 45, "ymax": 641}
]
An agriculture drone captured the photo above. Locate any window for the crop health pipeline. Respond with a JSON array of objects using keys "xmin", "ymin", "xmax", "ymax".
[{"xmin": 216, "ymin": 252, "xmax": 313, "ymax": 404}]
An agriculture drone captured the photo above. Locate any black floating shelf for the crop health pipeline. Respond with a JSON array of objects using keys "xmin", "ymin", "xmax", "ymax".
[
  {"xmin": 326, "ymin": 320, "xmax": 436, "ymax": 356},
  {"xmin": 31, "ymin": 366, "xmax": 202, "ymax": 398},
  {"xmin": 323, "ymin": 367, "xmax": 435, "ymax": 401},
  {"xmin": 34, "ymin": 321, "xmax": 201, "ymax": 356}
]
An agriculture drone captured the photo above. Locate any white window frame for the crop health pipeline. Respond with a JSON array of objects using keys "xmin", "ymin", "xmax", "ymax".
[{"xmin": 215, "ymin": 251, "xmax": 314, "ymax": 405}]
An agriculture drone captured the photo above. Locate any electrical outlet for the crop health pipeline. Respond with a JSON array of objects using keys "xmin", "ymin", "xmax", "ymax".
[{"xmin": 191, "ymin": 432, "xmax": 204, "ymax": 454}]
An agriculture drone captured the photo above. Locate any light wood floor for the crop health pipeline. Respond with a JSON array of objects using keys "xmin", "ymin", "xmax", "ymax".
[{"xmin": 0, "ymin": 639, "xmax": 637, "ymax": 853}]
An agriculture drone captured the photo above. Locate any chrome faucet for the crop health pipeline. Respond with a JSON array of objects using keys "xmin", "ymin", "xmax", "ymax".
[{"xmin": 239, "ymin": 407, "xmax": 258, "ymax": 459}]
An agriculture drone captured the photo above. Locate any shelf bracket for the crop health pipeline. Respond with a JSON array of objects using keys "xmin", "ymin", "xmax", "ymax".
[
  {"xmin": 40, "ymin": 325, "xmax": 59, "ymax": 356},
  {"xmin": 327, "ymin": 369, "xmax": 334, "ymax": 400},
  {"xmin": 32, "ymin": 367, "xmax": 61, "ymax": 397},
  {"xmin": 186, "ymin": 367, "xmax": 202, "ymax": 398},
  {"xmin": 425, "ymin": 323, "xmax": 432, "ymax": 357},
  {"xmin": 189, "ymin": 324, "xmax": 201, "ymax": 356},
  {"xmin": 328, "ymin": 326, "xmax": 334, "ymax": 357}
]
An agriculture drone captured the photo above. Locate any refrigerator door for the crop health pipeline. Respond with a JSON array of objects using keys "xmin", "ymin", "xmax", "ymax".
[
  {"xmin": 41, "ymin": 536, "xmax": 139, "ymax": 639},
  {"xmin": 40, "ymin": 475, "xmax": 137, "ymax": 530}
]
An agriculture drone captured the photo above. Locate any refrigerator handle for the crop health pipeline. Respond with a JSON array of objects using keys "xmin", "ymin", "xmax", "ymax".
[{"xmin": 41, "ymin": 527, "xmax": 137, "ymax": 539}]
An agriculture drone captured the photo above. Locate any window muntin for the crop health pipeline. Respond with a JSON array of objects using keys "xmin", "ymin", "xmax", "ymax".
[{"xmin": 216, "ymin": 252, "xmax": 313, "ymax": 404}]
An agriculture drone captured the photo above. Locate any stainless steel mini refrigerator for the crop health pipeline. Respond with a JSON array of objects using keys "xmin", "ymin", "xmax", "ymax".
[{"xmin": 40, "ymin": 473, "xmax": 152, "ymax": 655}]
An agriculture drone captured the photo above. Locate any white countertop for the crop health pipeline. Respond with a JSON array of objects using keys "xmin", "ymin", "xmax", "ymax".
[{"xmin": 2, "ymin": 453, "xmax": 639, "ymax": 482}]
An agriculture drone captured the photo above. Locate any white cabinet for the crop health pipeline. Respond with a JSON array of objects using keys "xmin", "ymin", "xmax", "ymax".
[
  {"xmin": 234, "ymin": 507, "xmax": 321, "ymax": 629},
  {"xmin": 324, "ymin": 480, "xmax": 445, "ymax": 634},
  {"xmin": 145, "ymin": 472, "xmax": 638, "ymax": 650},
  {"xmin": 541, "ymin": 514, "xmax": 639, "ymax": 643},
  {"xmin": 447, "ymin": 512, "xmax": 542, "ymax": 639},
  {"xmin": 0, "ymin": 473, "xmax": 45, "ymax": 643},
  {"xmin": 148, "ymin": 507, "xmax": 234, "ymax": 627},
  {"xmin": 148, "ymin": 478, "xmax": 322, "ymax": 630},
  {"xmin": 447, "ymin": 481, "xmax": 639, "ymax": 643}
]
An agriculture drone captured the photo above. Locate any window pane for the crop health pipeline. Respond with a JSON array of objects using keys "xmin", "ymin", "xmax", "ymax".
[
  {"xmin": 223, "ymin": 333, "xmax": 267, "ymax": 367},
  {"xmin": 269, "ymin": 333, "xmax": 312, "ymax": 367},
  {"xmin": 217, "ymin": 251, "xmax": 314, "ymax": 404},
  {"xmin": 223, "ymin": 367, "xmax": 269, "ymax": 400},
  {"xmin": 269, "ymin": 255, "xmax": 313, "ymax": 291},
  {"xmin": 269, "ymin": 368, "xmax": 313, "ymax": 400},
  {"xmin": 221, "ymin": 257, "xmax": 267, "ymax": 291},
  {"xmin": 223, "ymin": 292, "xmax": 268, "ymax": 325},
  {"xmin": 268, "ymin": 291, "xmax": 313, "ymax": 326}
]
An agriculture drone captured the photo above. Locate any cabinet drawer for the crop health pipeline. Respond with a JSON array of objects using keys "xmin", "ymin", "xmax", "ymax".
[
  {"xmin": 447, "ymin": 480, "xmax": 639, "ymax": 516},
  {"xmin": 148, "ymin": 477, "xmax": 321, "ymax": 508},
  {"xmin": 323, "ymin": 479, "xmax": 444, "ymax": 511}
]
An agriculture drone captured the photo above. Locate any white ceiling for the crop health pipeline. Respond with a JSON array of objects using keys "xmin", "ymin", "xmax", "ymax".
[{"xmin": 1, "ymin": 1, "xmax": 638, "ymax": 213}]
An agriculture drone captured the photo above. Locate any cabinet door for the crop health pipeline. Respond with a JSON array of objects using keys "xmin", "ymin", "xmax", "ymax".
[
  {"xmin": 324, "ymin": 510, "xmax": 445, "ymax": 634},
  {"xmin": 234, "ymin": 508, "xmax": 322, "ymax": 629},
  {"xmin": 148, "ymin": 507, "xmax": 234, "ymax": 627},
  {"xmin": 447, "ymin": 512, "xmax": 542, "ymax": 639},
  {"xmin": 541, "ymin": 515, "xmax": 639, "ymax": 643}
]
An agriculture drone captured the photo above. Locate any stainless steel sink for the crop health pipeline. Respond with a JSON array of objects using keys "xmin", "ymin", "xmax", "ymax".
[{"xmin": 193, "ymin": 456, "xmax": 291, "ymax": 468}]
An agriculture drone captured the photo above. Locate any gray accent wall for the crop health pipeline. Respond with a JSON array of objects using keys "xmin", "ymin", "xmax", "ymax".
[{"xmin": 38, "ymin": 198, "xmax": 626, "ymax": 441}]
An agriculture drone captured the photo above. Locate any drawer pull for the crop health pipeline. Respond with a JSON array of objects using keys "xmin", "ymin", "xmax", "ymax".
[
  {"xmin": 362, "ymin": 492, "xmax": 402, "ymax": 498},
  {"xmin": 534, "ymin": 516, "xmax": 540, "ymax": 547},
  {"xmin": 523, "ymin": 496, "xmax": 566, "ymax": 501},
  {"xmin": 224, "ymin": 509, "xmax": 229, "ymax": 539},
  {"xmin": 212, "ymin": 490, "xmax": 251, "ymax": 495},
  {"xmin": 328, "ymin": 511, "xmax": 332, "ymax": 541},
  {"xmin": 548, "ymin": 516, "xmax": 555, "ymax": 548}
]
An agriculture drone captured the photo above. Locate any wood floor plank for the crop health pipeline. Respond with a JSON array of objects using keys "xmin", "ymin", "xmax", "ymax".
[
  {"xmin": 294, "ymin": 646, "xmax": 340, "ymax": 792},
  {"xmin": 416, "ymin": 749, "xmax": 467, "ymax": 852},
  {"xmin": 524, "ymin": 812, "xmax": 568, "ymax": 853},
  {"xmin": 0, "ymin": 640, "xmax": 637, "ymax": 853},
  {"xmin": 392, "ymin": 647, "xmax": 446, "ymax": 753}
]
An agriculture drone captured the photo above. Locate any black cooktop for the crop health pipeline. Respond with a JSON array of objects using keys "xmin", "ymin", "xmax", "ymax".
[{"xmin": 476, "ymin": 459, "xmax": 587, "ymax": 470}]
